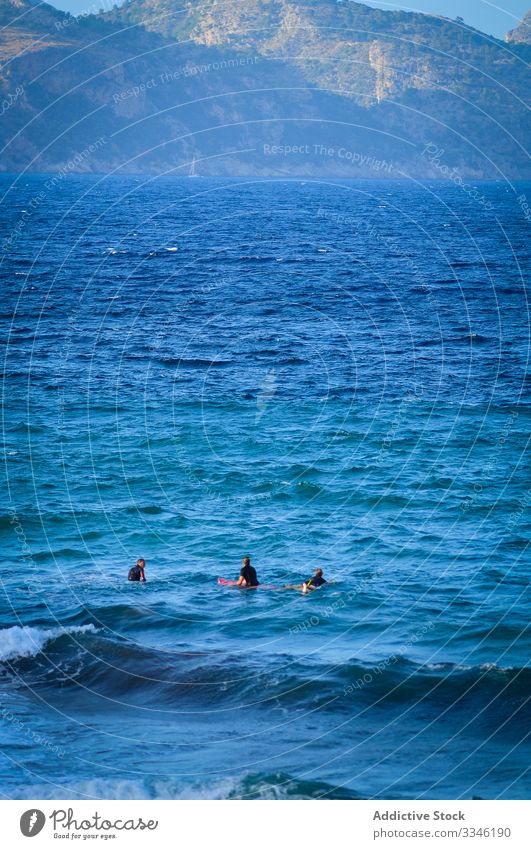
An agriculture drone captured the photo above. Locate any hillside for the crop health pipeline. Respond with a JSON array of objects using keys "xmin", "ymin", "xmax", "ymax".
[
  {"xmin": 506, "ymin": 10, "xmax": 531, "ymax": 44},
  {"xmin": 0, "ymin": 0, "xmax": 529, "ymax": 177},
  {"xmin": 107, "ymin": 0, "xmax": 530, "ymax": 106}
]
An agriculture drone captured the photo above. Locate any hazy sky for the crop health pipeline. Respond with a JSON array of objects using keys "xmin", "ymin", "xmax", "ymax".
[{"xmin": 47, "ymin": 0, "xmax": 529, "ymax": 40}]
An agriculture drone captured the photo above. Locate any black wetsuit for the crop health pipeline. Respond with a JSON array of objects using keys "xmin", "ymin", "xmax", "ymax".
[
  {"xmin": 240, "ymin": 564, "xmax": 259, "ymax": 587},
  {"xmin": 306, "ymin": 575, "xmax": 326, "ymax": 588},
  {"xmin": 128, "ymin": 565, "xmax": 145, "ymax": 582}
]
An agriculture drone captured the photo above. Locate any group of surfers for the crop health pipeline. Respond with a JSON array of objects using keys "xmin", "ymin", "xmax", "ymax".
[{"xmin": 128, "ymin": 555, "xmax": 327, "ymax": 594}]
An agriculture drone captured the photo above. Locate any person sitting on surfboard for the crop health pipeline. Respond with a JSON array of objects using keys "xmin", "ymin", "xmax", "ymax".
[
  {"xmin": 236, "ymin": 556, "xmax": 259, "ymax": 588},
  {"xmin": 302, "ymin": 568, "xmax": 326, "ymax": 594},
  {"xmin": 128, "ymin": 558, "xmax": 146, "ymax": 582}
]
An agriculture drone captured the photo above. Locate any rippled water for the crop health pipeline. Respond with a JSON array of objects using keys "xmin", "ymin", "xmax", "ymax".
[{"xmin": 1, "ymin": 176, "xmax": 529, "ymax": 799}]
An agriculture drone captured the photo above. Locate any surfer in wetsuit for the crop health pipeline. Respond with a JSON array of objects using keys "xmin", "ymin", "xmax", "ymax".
[
  {"xmin": 128, "ymin": 558, "xmax": 146, "ymax": 582},
  {"xmin": 283, "ymin": 567, "xmax": 327, "ymax": 593},
  {"xmin": 282, "ymin": 569, "xmax": 326, "ymax": 593},
  {"xmin": 236, "ymin": 556, "xmax": 259, "ymax": 587},
  {"xmin": 302, "ymin": 567, "xmax": 326, "ymax": 594}
]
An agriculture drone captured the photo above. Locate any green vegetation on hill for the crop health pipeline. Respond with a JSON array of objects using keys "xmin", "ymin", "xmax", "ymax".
[
  {"xmin": 0, "ymin": 0, "xmax": 529, "ymax": 177},
  {"xmin": 104, "ymin": 0, "xmax": 529, "ymax": 105}
]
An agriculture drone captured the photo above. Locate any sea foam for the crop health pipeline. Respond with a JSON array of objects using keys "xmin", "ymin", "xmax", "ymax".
[{"xmin": 0, "ymin": 624, "xmax": 97, "ymax": 662}]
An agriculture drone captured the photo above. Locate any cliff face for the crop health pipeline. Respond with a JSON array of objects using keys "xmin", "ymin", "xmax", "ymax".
[
  {"xmin": 506, "ymin": 10, "xmax": 531, "ymax": 44},
  {"xmin": 0, "ymin": 0, "xmax": 529, "ymax": 177},
  {"xmin": 106, "ymin": 0, "xmax": 530, "ymax": 106}
]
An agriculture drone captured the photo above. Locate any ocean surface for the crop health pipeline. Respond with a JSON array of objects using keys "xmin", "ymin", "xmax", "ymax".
[{"xmin": 1, "ymin": 176, "xmax": 529, "ymax": 800}]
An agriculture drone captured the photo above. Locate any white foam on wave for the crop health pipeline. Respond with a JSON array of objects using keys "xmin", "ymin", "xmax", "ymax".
[
  {"xmin": 13, "ymin": 775, "xmax": 284, "ymax": 800},
  {"xmin": 0, "ymin": 625, "xmax": 97, "ymax": 662},
  {"xmin": 11, "ymin": 777, "xmax": 226, "ymax": 800}
]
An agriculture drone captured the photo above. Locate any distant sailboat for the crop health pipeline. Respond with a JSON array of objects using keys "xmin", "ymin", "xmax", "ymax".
[{"xmin": 189, "ymin": 155, "xmax": 199, "ymax": 177}]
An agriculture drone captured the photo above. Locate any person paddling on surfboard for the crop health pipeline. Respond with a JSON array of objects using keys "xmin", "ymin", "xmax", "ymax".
[
  {"xmin": 302, "ymin": 567, "xmax": 326, "ymax": 594},
  {"xmin": 236, "ymin": 556, "xmax": 259, "ymax": 588},
  {"xmin": 128, "ymin": 558, "xmax": 146, "ymax": 582},
  {"xmin": 283, "ymin": 567, "xmax": 326, "ymax": 593}
]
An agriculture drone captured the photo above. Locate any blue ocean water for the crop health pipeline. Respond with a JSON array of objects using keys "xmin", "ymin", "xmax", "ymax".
[{"xmin": 0, "ymin": 176, "xmax": 529, "ymax": 800}]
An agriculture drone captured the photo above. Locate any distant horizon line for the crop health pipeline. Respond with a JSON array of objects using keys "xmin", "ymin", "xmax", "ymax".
[{"xmin": 1, "ymin": 170, "xmax": 527, "ymax": 182}]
